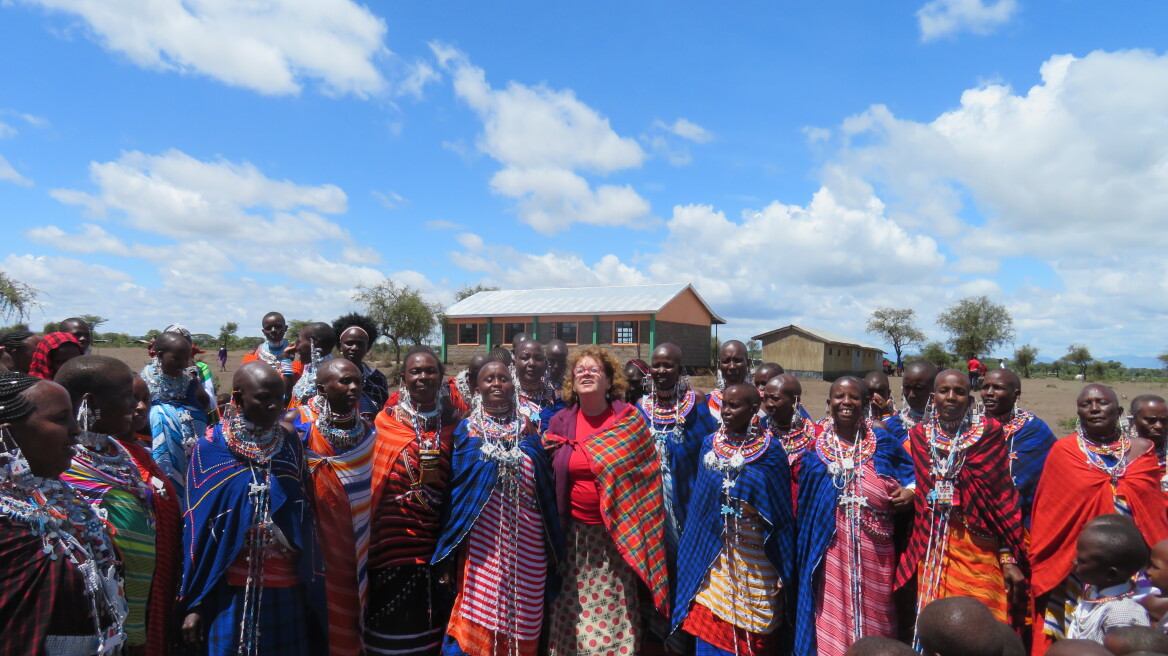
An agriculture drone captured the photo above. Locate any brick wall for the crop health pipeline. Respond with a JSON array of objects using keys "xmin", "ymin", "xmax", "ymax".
[{"xmin": 656, "ymin": 320, "xmax": 713, "ymax": 368}]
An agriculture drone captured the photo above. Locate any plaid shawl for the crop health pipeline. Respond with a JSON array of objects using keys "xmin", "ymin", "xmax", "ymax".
[
  {"xmin": 673, "ymin": 429, "xmax": 795, "ymax": 635},
  {"xmin": 636, "ymin": 391, "xmax": 717, "ymax": 531},
  {"xmin": 895, "ymin": 417, "xmax": 1027, "ymax": 589},
  {"xmin": 794, "ymin": 425, "xmax": 913, "ymax": 655},
  {"xmin": 1000, "ymin": 410, "xmax": 1057, "ymax": 527},
  {"xmin": 1030, "ymin": 436, "xmax": 1168, "ymax": 597},
  {"xmin": 28, "ymin": 331, "xmax": 80, "ymax": 379},
  {"xmin": 432, "ymin": 419, "xmax": 564, "ymax": 568},
  {"xmin": 545, "ymin": 401, "xmax": 670, "ymax": 614}
]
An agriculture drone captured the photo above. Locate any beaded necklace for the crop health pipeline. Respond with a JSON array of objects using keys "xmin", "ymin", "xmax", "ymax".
[
  {"xmin": 397, "ymin": 391, "xmax": 443, "ymax": 486},
  {"xmin": 255, "ymin": 340, "xmax": 287, "ymax": 368},
  {"xmin": 221, "ymin": 415, "xmax": 284, "ymax": 655},
  {"xmin": 291, "ymin": 347, "xmax": 331, "ymax": 406},
  {"xmin": 816, "ymin": 419, "xmax": 879, "ymax": 643},
  {"xmin": 916, "ymin": 413, "xmax": 985, "ymax": 639},
  {"xmin": 0, "ymin": 453, "xmax": 127, "ymax": 653},
  {"xmin": 223, "ymin": 411, "xmax": 284, "ymax": 465},
  {"xmin": 517, "ymin": 377, "xmax": 555, "ymax": 410},
  {"xmin": 767, "ymin": 411, "xmax": 816, "ymax": 461},
  {"xmin": 702, "ymin": 423, "xmax": 769, "ymax": 656},
  {"xmin": 1077, "ymin": 429, "xmax": 1130, "ymax": 484},
  {"xmin": 75, "ymin": 433, "xmax": 154, "ymax": 521},
  {"xmin": 143, "ymin": 360, "xmax": 193, "ymax": 405},
  {"xmin": 899, "ymin": 405, "xmax": 925, "ymax": 431},
  {"xmin": 308, "ymin": 396, "xmax": 364, "ymax": 452}
]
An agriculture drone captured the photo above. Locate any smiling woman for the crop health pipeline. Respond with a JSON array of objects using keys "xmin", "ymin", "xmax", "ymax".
[{"xmin": 544, "ymin": 345, "xmax": 669, "ymax": 656}]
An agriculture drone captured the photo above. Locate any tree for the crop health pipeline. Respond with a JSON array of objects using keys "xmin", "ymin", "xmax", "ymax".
[
  {"xmin": 355, "ymin": 280, "xmax": 440, "ymax": 363},
  {"xmin": 1013, "ymin": 344, "xmax": 1039, "ymax": 378},
  {"xmin": 936, "ymin": 295, "xmax": 1015, "ymax": 358},
  {"xmin": 917, "ymin": 341, "xmax": 955, "ymax": 369},
  {"xmin": 1065, "ymin": 344, "xmax": 1093, "ymax": 377},
  {"xmin": 747, "ymin": 339, "xmax": 762, "ymax": 361},
  {"xmin": 1088, "ymin": 360, "xmax": 1108, "ymax": 381},
  {"xmin": 1159, "ymin": 349, "xmax": 1168, "ymax": 369},
  {"xmin": 219, "ymin": 322, "xmax": 239, "ymax": 348},
  {"xmin": 454, "ymin": 283, "xmax": 500, "ymax": 303},
  {"xmin": 866, "ymin": 307, "xmax": 927, "ymax": 367},
  {"xmin": 78, "ymin": 314, "xmax": 108, "ymax": 331},
  {"xmin": 0, "ymin": 272, "xmax": 38, "ymax": 322},
  {"xmin": 286, "ymin": 319, "xmax": 309, "ymax": 345}
]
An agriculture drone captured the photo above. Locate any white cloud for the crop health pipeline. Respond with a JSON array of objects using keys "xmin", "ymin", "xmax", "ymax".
[
  {"xmin": 425, "ymin": 219, "xmax": 466, "ymax": 231},
  {"xmin": 397, "ymin": 59, "xmax": 440, "ymax": 99},
  {"xmin": 25, "ymin": 223, "xmax": 131, "ymax": 255},
  {"xmin": 917, "ymin": 0, "xmax": 1018, "ymax": 41},
  {"xmin": 0, "ymin": 122, "xmax": 16, "ymax": 139},
  {"xmin": 372, "ymin": 189, "xmax": 407, "ymax": 209},
  {"xmin": 0, "ymin": 155, "xmax": 32, "ymax": 186},
  {"xmin": 431, "ymin": 41, "xmax": 651, "ymax": 234},
  {"xmin": 655, "ymin": 118, "xmax": 713, "ymax": 143},
  {"xmin": 52, "ymin": 149, "xmax": 349, "ymax": 242},
  {"xmin": 833, "ymin": 50, "xmax": 1168, "ymax": 257},
  {"xmin": 21, "ymin": 0, "xmax": 389, "ymax": 96}
]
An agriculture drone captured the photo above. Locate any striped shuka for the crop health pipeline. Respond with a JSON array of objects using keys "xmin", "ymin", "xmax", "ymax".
[{"xmin": 293, "ymin": 405, "xmax": 377, "ymax": 656}]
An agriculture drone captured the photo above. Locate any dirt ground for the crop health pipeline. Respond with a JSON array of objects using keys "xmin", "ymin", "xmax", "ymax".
[{"xmin": 96, "ymin": 347, "xmax": 1166, "ymax": 432}]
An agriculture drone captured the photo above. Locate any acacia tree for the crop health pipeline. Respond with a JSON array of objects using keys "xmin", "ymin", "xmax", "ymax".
[
  {"xmin": 918, "ymin": 341, "xmax": 955, "ymax": 369},
  {"xmin": 936, "ymin": 296, "xmax": 1015, "ymax": 359},
  {"xmin": 1013, "ymin": 344, "xmax": 1039, "ymax": 378},
  {"xmin": 355, "ymin": 280, "xmax": 439, "ymax": 363},
  {"xmin": 454, "ymin": 283, "xmax": 500, "ymax": 303},
  {"xmin": 0, "ymin": 272, "xmax": 38, "ymax": 322},
  {"xmin": 1065, "ymin": 344, "xmax": 1093, "ymax": 377},
  {"xmin": 219, "ymin": 322, "xmax": 239, "ymax": 348},
  {"xmin": 1159, "ymin": 349, "xmax": 1168, "ymax": 369},
  {"xmin": 866, "ymin": 307, "xmax": 926, "ymax": 367}
]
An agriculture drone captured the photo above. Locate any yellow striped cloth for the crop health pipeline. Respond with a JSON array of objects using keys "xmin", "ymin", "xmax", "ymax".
[{"xmin": 695, "ymin": 503, "xmax": 783, "ymax": 633}]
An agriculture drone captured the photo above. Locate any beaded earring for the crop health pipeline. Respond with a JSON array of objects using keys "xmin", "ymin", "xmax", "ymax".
[
  {"xmin": 76, "ymin": 395, "xmax": 103, "ymax": 449},
  {"xmin": 1075, "ymin": 416, "xmax": 1084, "ymax": 436},
  {"xmin": 315, "ymin": 394, "xmax": 333, "ymax": 425},
  {"xmin": 0, "ymin": 427, "xmax": 30, "ymax": 479}
]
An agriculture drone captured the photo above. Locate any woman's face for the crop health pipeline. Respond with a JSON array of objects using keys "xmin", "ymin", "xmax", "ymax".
[
  {"xmin": 572, "ymin": 356, "xmax": 609, "ymax": 401},
  {"xmin": 515, "ymin": 341, "xmax": 546, "ymax": 386},
  {"xmin": 829, "ymin": 379, "xmax": 865, "ymax": 429},
  {"xmin": 6, "ymin": 381, "xmax": 80, "ymax": 478},
  {"xmin": 403, "ymin": 352, "xmax": 441, "ymax": 406},
  {"xmin": 318, "ymin": 363, "xmax": 363, "ymax": 415},
  {"xmin": 477, "ymin": 362, "xmax": 514, "ymax": 408},
  {"xmin": 932, "ymin": 371, "xmax": 971, "ymax": 424},
  {"xmin": 50, "ymin": 343, "xmax": 83, "ymax": 376},
  {"xmin": 339, "ymin": 327, "xmax": 370, "ymax": 365},
  {"xmin": 129, "ymin": 376, "xmax": 151, "ymax": 434}
]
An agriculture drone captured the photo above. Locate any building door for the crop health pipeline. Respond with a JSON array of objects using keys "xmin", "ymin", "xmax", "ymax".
[{"xmin": 852, "ymin": 348, "xmax": 862, "ymax": 372}]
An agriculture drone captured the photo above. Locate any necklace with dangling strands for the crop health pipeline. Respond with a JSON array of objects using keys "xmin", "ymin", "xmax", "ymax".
[
  {"xmin": 396, "ymin": 387, "xmax": 443, "ymax": 487},
  {"xmin": 915, "ymin": 409, "xmax": 985, "ymax": 647},
  {"xmin": 767, "ymin": 409, "xmax": 816, "ymax": 461},
  {"xmin": 1077, "ymin": 426, "xmax": 1130, "ymax": 485},
  {"xmin": 817, "ymin": 417, "xmax": 879, "ymax": 643},
  {"xmin": 75, "ymin": 432, "xmax": 155, "ymax": 526},
  {"xmin": 142, "ymin": 360, "xmax": 200, "ymax": 453},
  {"xmin": 221, "ymin": 410, "xmax": 285, "ymax": 655},
  {"xmin": 0, "ymin": 442, "xmax": 128, "ymax": 653}
]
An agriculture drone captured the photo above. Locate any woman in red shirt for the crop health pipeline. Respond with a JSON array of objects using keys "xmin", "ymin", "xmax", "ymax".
[{"xmin": 544, "ymin": 345, "xmax": 670, "ymax": 656}]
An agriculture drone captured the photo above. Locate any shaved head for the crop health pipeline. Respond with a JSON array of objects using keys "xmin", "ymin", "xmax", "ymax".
[
  {"xmin": 769, "ymin": 373, "xmax": 802, "ymax": 398},
  {"xmin": 153, "ymin": 331, "xmax": 190, "ymax": 353},
  {"xmin": 984, "ymin": 368, "xmax": 1020, "ymax": 391},
  {"xmin": 318, "ymin": 357, "xmax": 360, "ymax": 383},
  {"xmin": 1079, "ymin": 383, "xmax": 1119, "ymax": 406},
  {"xmin": 235, "ymin": 361, "xmax": 282, "ymax": 390},
  {"xmin": 906, "ymin": 360, "xmax": 939, "ymax": 381},
  {"xmin": 653, "ymin": 342, "xmax": 682, "ymax": 362},
  {"xmin": 917, "ymin": 596, "xmax": 1001, "ymax": 656}
]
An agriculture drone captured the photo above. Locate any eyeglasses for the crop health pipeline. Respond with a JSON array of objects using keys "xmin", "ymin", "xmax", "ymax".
[{"xmin": 573, "ymin": 366, "xmax": 604, "ymax": 376}]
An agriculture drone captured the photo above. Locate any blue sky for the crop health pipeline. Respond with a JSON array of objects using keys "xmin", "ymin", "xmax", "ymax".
[{"xmin": 2, "ymin": 0, "xmax": 1167, "ymax": 365}]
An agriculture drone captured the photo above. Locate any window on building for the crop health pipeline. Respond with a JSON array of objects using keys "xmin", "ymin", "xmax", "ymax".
[
  {"xmin": 504, "ymin": 322, "xmax": 526, "ymax": 344},
  {"xmin": 613, "ymin": 321, "xmax": 638, "ymax": 344},
  {"xmin": 554, "ymin": 322, "xmax": 578, "ymax": 344},
  {"xmin": 457, "ymin": 323, "xmax": 479, "ymax": 345}
]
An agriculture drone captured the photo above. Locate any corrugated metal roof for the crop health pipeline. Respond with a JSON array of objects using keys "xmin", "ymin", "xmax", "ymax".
[
  {"xmin": 445, "ymin": 283, "xmax": 725, "ymax": 324},
  {"xmin": 752, "ymin": 324, "xmax": 884, "ymax": 352}
]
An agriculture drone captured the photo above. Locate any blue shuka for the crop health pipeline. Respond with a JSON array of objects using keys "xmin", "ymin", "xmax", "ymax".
[
  {"xmin": 793, "ymin": 425, "xmax": 913, "ymax": 656},
  {"xmin": 431, "ymin": 419, "xmax": 565, "ymax": 577},
  {"xmin": 673, "ymin": 430, "xmax": 796, "ymax": 641},
  {"xmin": 1001, "ymin": 409, "xmax": 1057, "ymax": 527},
  {"xmin": 179, "ymin": 424, "xmax": 327, "ymax": 654}
]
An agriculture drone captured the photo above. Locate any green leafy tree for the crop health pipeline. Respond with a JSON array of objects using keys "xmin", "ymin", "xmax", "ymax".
[
  {"xmin": 1065, "ymin": 344, "xmax": 1093, "ymax": 377},
  {"xmin": 1088, "ymin": 360, "xmax": 1108, "ymax": 381},
  {"xmin": 917, "ymin": 341, "xmax": 954, "ymax": 369},
  {"xmin": 1159, "ymin": 349, "xmax": 1168, "ymax": 369},
  {"xmin": 219, "ymin": 322, "xmax": 239, "ymax": 348},
  {"xmin": 286, "ymin": 319, "xmax": 309, "ymax": 345},
  {"xmin": 866, "ymin": 307, "xmax": 927, "ymax": 367},
  {"xmin": 0, "ymin": 272, "xmax": 38, "ymax": 322},
  {"xmin": 355, "ymin": 280, "xmax": 440, "ymax": 363},
  {"xmin": 936, "ymin": 295, "xmax": 1015, "ymax": 359},
  {"xmin": 1013, "ymin": 344, "xmax": 1039, "ymax": 378},
  {"xmin": 746, "ymin": 339, "xmax": 762, "ymax": 361}
]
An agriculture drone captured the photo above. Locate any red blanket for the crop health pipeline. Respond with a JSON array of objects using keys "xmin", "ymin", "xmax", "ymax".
[{"xmin": 1029, "ymin": 435, "xmax": 1168, "ymax": 597}]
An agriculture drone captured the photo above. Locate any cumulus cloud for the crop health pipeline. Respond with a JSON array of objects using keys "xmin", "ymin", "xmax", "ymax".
[
  {"xmin": 0, "ymin": 155, "xmax": 33, "ymax": 186},
  {"xmin": 917, "ymin": 0, "xmax": 1018, "ymax": 41},
  {"xmin": 25, "ymin": 223, "xmax": 130, "ymax": 255},
  {"xmin": 0, "ymin": 122, "xmax": 16, "ymax": 139},
  {"xmin": 52, "ymin": 149, "xmax": 350, "ymax": 242},
  {"xmin": 20, "ymin": 0, "xmax": 389, "ymax": 96},
  {"xmin": 431, "ymin": 41, "xmax": 652, "ymax": 234}
]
